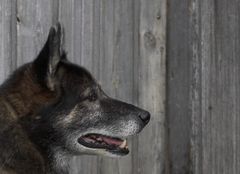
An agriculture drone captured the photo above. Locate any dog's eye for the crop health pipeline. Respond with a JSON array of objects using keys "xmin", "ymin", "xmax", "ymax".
[{"xmin": 88, "ymin": 91, "xmax": 97, "ymax": 102}]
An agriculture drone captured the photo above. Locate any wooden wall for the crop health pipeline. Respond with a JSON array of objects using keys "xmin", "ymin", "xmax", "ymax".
[
  {"xmin": 167, "ymin": 0, "xmax": 240, "ymax": 174},
  {"xmin": 0, "ymin": 0, "xmax": 166, "ymax": 174}
]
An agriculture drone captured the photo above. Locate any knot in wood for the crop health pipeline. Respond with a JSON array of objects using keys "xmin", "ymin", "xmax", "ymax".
[{"xmin": 144, "ymin": 31, "xmax": 156, "ymax": 50}]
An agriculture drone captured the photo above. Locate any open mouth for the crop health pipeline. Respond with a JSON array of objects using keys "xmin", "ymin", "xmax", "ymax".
[{"xmin": 78, "ymin": 134, "xmax": 129, "ymax": 155}]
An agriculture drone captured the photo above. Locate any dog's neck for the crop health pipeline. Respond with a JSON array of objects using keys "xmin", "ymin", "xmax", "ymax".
[
  {"xmin": 18, "ymin": 117, "xmax": 71, "ymax": 174},
  {"xmin": 0, "ymin": 64, "xmax": 56, "ymax": 119},
  {"xmin": 22, "ymin": 111, "xmax": 72, "ymax": 174}
]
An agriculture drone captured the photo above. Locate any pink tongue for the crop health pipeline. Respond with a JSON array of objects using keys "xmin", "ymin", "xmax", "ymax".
[
  {"xmin": 102, "ymin": 137, "xmax": 123, "ymax": 146},
  {"xmin": 83, "ymin": 137, "xmax": 96, "ymax": 143}
]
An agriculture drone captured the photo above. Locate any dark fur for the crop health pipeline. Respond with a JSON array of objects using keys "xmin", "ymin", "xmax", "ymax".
[{"xmin": 0, "ymin": 23, "xmax": 150, "ymax": 174}]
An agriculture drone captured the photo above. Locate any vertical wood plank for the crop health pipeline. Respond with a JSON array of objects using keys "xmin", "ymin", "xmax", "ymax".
[
  {"xmin": 0, "ymin": 0, "xmax": 17, "ymax": 82},
  {"xmin": 17, "ymin": 0, "xmax": 54, "ymax": 66},
  {"xmin": 167, "ymin": 0, "xmax": 192, "ymax": 173},
  {"xmin": 134, "ymin": 0, "xmax": 166, "ymax": 173}
]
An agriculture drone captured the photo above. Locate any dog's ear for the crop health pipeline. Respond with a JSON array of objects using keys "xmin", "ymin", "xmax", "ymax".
[{"xmin": 33, "ymin": 22, "xmax": 65, "ymax": 90}]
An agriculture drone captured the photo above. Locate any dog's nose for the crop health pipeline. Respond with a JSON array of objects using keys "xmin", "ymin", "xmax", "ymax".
[{"xmin": 139, "ymin": 111, "xmax": 150, "ymax": 124}]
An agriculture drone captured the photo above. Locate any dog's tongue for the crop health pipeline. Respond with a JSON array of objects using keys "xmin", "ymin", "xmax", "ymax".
[{"xmin": 101, "ymin": 136, "xmax": 123, "ymax": 146}]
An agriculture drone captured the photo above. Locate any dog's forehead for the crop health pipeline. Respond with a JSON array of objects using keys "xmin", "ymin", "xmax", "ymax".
[
  {"xmin": 63, "ymin": 62, "xmax": 95, "ymax": 81},
  {"xmin": 60, "ymin": 61, "xmax": 98, "ymax": 92}
]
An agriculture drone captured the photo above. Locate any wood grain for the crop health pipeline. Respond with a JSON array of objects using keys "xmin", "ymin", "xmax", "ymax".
[
  {"xmin": 196, "ymin": 1, "xmax": 240, "ymax": 174},
  {"xmin": 135, "ymin": 0, "xmax": 166, "ymax": 173},
  {"xmin": 16, "ymin": 0, "xmax": 54, "ymax": 66},
  {"xmin": 0, "ymin": 0, "xmax": 17, "ymax": 83},
  {"xmin": 168, "ymin": 0, "xmax": 240, "ymax": 174}
]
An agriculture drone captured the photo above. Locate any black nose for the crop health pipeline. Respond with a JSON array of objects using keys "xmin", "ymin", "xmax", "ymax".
[{"xmin": 139, "ymin": 111, "xmax": 150, "ymax": 124}]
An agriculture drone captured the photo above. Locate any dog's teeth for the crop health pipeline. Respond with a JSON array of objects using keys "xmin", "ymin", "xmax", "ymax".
[
  {"xmin": 96, "ymin": 137, "xmax": 102, "ymax": 141},
  {"xmin": 120, "ymin": 140, "xmax": 127, "ymax": 148}
]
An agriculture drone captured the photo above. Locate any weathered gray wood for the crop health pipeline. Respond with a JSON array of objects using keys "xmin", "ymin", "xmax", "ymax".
[
  {"xmin": 134, "ymin": 0, "xmax": 166, "ymax": 173},
  {"xmin": 168, "ymin": 0, "xmax": 240, "ymax": 174},
  {"xmin": 167, "ymin": 0, "xmax": 192, "ymax": 173},
  {"xmin": 0, "ymin": 0, "xmax": 17, "ymax": 83},
  {"xmin": 17, "ymin": 0, "xmax": 54, "ymax": 66},
  {"xmin": 196, "ymin": 1, "xmax": 240, "ymax": 174}
]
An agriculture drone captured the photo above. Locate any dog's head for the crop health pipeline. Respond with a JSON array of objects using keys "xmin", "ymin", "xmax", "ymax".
[{"xmin": 31, "ymin": 24, "xmax": 150, "ymax": 157}]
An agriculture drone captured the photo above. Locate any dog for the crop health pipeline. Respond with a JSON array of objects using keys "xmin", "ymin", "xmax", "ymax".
[{"xmin": 0, "ymin": 23, "xmax": 150, "ymax": 174}]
